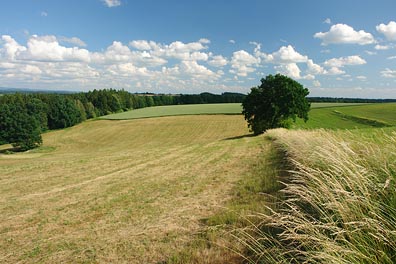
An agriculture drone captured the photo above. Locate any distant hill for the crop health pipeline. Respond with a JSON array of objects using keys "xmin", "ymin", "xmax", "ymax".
[{"xmin": 0, "ymin": 87, "xmax": 77, "ymax": 94}]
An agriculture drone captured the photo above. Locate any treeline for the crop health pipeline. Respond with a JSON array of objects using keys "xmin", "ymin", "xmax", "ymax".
[
  {"xmin": 0, "ymin": 90, "xmax": 245, "ymax": 151},
  {"xmin": 308, "ymin": 97, "xmax": 396, "ymax": 103},
  {"xmin": 0, "ymin": 89, "xmax": 177, "ymax": 150},
  {"xmin": 176, "ymin": 92, "xmax": 246, "ymax": 104}
]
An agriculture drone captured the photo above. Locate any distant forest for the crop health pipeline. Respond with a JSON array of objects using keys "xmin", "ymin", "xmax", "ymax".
[{"xmin": 0, "ymin": 90, "xmax": 245, "ymax": 150}]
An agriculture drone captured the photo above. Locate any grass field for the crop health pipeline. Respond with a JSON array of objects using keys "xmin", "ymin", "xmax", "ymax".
[
  {"xmin": 101, "ymin": 102, "xmax": 368, "ymax": 120},
  {"xmin": 102, "ymin": 103, "xmax": 243, "ymax": 120},
  {"xmin": 0, "ymin": 115, "xmax": 268, "ymax": 263},
  {"xmin": 2, "ymin": 102, "xmax": 396, "ymax": 263},
  {"xmin": 240, "ymin": 128, "xmax": 396, "ymax": 263},
  {"xmin": 294, "ymin": 103, "xmax": 396, "ymax": 129}
]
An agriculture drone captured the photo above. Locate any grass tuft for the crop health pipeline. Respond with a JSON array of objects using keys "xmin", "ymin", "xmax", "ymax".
[{"xmin": 238, "ymin": 128, "xmax": 396, "ymax": 263}]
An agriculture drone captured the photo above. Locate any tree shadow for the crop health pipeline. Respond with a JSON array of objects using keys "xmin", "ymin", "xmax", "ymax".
[
  {"xmin": 223, "ymin": 133, "xmax": 256, "ymax": 141},
  {"xmin": 0, "ymin": 146, "xmax": 22, "ymax": 154}
]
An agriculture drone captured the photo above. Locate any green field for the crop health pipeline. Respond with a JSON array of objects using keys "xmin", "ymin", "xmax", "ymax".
[
  {"xmin": 101, "ymin": 102, "xmax": 368, "ymax": 120},
  {"xmin": 102, "ymin": 102, "xmax": 396, "ymax": 131},
  {"xmin": 294, "ymin": 103, "xmax": 396, "ymax": 129},
  {"xmin": 102, "ymin": 103, "xmax": 243, "ymax": 120}
]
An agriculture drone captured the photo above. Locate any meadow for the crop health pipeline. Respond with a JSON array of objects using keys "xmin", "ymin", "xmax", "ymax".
[
  {"xmin": 0, "ymin": 115, "xmax": 267, "ymax": 263},
  {"xmin": 1, "ymin": 102, "xmax": 396, "ymax": 263},
  {"xmin": 101, "ymin": 102, "xmax": 366, "ymax": 120},
  {"xmin": 101, "ymin": 103, "xmax": 243, "ymax": 120}
]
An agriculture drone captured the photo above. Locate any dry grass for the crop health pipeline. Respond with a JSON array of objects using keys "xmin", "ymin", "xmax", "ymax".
[
  {"xmin": 0, "ymin": 115, "xmax": 264, "ymax": 263},
  {"xmin": 238, "ymin": 128, "xmax": 396, "ymax": 263}
]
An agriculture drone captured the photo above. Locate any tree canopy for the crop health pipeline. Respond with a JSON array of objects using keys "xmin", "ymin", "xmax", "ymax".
[{"xmin": 242, "ymin": 74, "xmax": 310, "ymax": 134}]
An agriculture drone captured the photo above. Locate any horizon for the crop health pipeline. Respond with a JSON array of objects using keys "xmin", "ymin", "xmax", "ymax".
[{"xmin": 1, "ymin": 0, "xmax": 396, "ymax": 98}]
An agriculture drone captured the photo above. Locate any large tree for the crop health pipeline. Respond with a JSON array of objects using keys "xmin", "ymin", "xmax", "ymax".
[
  {"xmin": 0, "ymin": 95, "xmax": 42, "ymax": 150},
  {"xmin": 242, "ymin": 74, "xmax": 310, "ymax": 134}
]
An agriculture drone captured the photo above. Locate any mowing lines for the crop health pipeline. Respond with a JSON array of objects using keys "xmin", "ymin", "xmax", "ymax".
[{"xmin": 0, "ymin": 115, "xmax": 263, "ymax": 263}]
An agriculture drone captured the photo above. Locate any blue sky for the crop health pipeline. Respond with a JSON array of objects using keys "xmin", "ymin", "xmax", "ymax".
[{"xmin": 1, "ymin": 0, "xmax": 396, "ymax": 98}]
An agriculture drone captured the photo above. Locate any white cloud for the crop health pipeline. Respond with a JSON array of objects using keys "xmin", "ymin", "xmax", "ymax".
[
  {"xmin": 268, "ymin": 45, "xmax": 308, "ymax": 63},
  {"xmin": 21, "ymin": 64, "xmax": 42, "ymax": 75},
  {"xmin": 41, "ymin": 11, "xmax": 48, "ymax": 17},
  {"xmin": 314, "ymin": 24, "xmax": 376, "ymax": 45},
  {"xmin": 365, "ymin": 50, "xmax": 377, "ymax": 55},
  {"xmin": 307, "ymin": 59, "xmax": 325, "ymax": 74},
  {"xmin": 2, "ymin": 35, "xmax": 91, "ymax": 62},
  {"xmin": 208, "ymin": 55, "xmax": 228, "ymax": 67},
  {"xmin": 275, "ymin": 63, "xmax": 302, "ymax": 79},
  {"xmin": 313, "ymin": 80, "xmax": 321, "ymax": 87},
  {"xmin": 323, "ymin": 18, "xmax": 332, "ymax": 24},
  {"xmin": 199, "ymin": 38, "xmax": 210, "ymax": 44},
  {"xmin": 324, "ymin": 55, "xmax": 366, "ymax": 67},
  {"xmin": 381, "ymin": 68, "xmax": 396, "ymax": 78},
  {"xmin": 59, "ymin": 36, "xmax": 87, "ymax": 47},
  {"xmin": 229, "ymin": 39, "xmax": 235, "ymax": 44},
  {"xmin": 326, "ymin": 67, "xmax": 346, "ymax": 75},
  {"xmin": 130, "ymin": 40, "xmax": 149, "ymax": 50},
  {"xmin": 230, "ymin": 50, "xmax": 260, "ymax": 76},
  {"xmin": 376, "ymin": 21, "xmax": 396, "ymax": 41},
  {"xmin": 387, "ymin": 56, "xmax": 396, "ymax": 60},
  {"xmin": 108, "ymin": 63, "xmax": 150, "ymax": 77},
  {"xmin": 102, "ymin": 0, "xmax": 121, "ymax": 7},
  {"xmin": 374, "ymin": 44, "xmax": 391, "ymax": 50},
  {"xmin": 179, "ymin": 60, "xmax": 217, "ymax": 77},
  {"xmin": 356, "ymin": 75, "xmax": 367, "ymax": 80},
  {"xmin": 1, "ymin": 35, "xmax": 27, "ymax": 60}
]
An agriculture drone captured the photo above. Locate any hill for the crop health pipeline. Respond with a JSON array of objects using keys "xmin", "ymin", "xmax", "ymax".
[{"xmin": 0, "ymin": 115, "xmax": 265, "ymax": 263}]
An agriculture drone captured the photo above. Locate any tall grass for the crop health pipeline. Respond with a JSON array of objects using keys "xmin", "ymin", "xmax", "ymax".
[{"xmin": 238, "ymin": 128, "xmax": 396, "ymax": 263}]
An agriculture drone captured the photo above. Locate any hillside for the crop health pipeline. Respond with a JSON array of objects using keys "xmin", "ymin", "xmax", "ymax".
[{"xmin": 0, "ymin": 115, "xmax": 265, "ymax": 263}]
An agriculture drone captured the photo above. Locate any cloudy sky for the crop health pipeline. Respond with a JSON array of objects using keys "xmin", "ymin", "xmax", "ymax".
[{"xmin": 1, "ymin": 0, "xmax": 396, "ymax": 98}]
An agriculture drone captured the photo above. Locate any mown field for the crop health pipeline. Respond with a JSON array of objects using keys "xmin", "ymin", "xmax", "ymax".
[
  {"xmin": 1, "ymin": 102, "xmax": 396, "ymax": 263},
  {"xmin": 101, "ymin": 103, "xmax": 243, "ymax": 120},
  {"xmin": 101, "ymin": 102, "xmax": 366, "ymax": 120},
  {"xmin": 0, "ymin": 115, "xmax": 268, "ymax": 263}
]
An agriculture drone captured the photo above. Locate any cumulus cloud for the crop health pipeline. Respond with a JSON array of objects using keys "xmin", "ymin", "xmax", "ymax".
[
  {"xmin": 1, "ymin": 35, "xmax": 27, "ymax": 60},
  {"xmin": 102, "ymin": 0, "xmax": 121, "ymax": 7},
  {"xmin": 229, "ymin": 39, "xmax": 235, "ymax": 44},
  {"xmin": 27, "ymin": 35, "xmax": 90, "ymax": 62},
  {"xmin": 108, "ymin": 63, "xmax": 150, "ymax": 77},
  {"xmin": 208, "ymin": 55, "xmax": 227, "ymax": 67},
  {"xmin": 381, "ymin": 68, "xmax": 396, "ymax": 78},
  {"xmin": 323, "ymin": 18, "xmax": 332, "ymax": 24},
  {"xmin": 325, "ymin": 67, "xmax": 346, "ymax": 75},
  {"xmin": 306, "ymin": 59, "xmax": 325, "ymax": 74},
  {"xmin": 324, "ymin": 55, "xmax": 366, "ymax": 67},
  {"xmin": 179, "ymin": 60, "xmax": 216, "ymax": 77},
  {"xmin": 314, "ymin": 24, "xmax": 376, "ymax": 45},
  {"xmin": 230, "ymin": 50, "xmax": 260, "ymax": 76},
  {"xmin": 275, "ymin": 63, "xmax": 302, "ymax": 79},
  {"xmin": 199, "ymin": 38, "xmax": 210, "ymax": 44},
  {"xmin": 268, "ymin": 45, "xmax": 308, "ymax": 63},
  {"xmin": 376, "ymin": 21, "xmax": 396, "ymax": 41}
]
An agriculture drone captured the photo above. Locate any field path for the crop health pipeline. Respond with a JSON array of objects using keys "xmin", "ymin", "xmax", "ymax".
[{"xmin": 0, "ymin": 115, "xmax": 266, "ymax": 263}]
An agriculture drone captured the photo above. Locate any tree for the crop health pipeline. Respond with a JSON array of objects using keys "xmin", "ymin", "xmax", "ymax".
[
  {"xmin": 0, "ymin": 95, "xmax": 42, "ymax": 150},
  {"xmin": 242, "ymin": 74, "xmax": 310, "ymax": 134}
]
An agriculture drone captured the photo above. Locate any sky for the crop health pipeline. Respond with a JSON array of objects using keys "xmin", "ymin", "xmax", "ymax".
[{"xmin": 0, "ymin": 0, "xmax": 396, "ymax": 98}]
